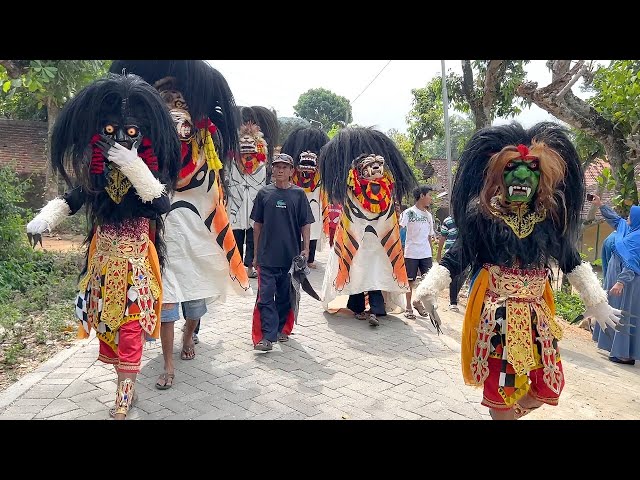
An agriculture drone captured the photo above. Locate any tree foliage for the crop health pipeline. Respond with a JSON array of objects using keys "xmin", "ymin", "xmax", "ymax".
[
  {"xmin": 591, "ymin": 60, "xmax": 640, "ymax": 157},
  {"xmin": 518, "ymin": 60, "xmax": 639, "ymax": 214},
  {"xmin": 0, "ymin": 60, "xmax": 111, "ymax": 200},
  {"xmin": 388, "ymin": 129, "xmax": 428, "ymax": 186},
  {"xmin": 571, "ymin": 127, "xmax": 605, "ymax": 168},
  {"xmin": 1, "ymin": 60, "xmax": 111, "ymax": 114},
  {"xmin": 447, "ymin": 60, "xmax": 530, "ymax": 130},
  {"xmin": 420, "ymin": 114, "xmax": 474, "ymax": 162},
  {"xmin": 293, "ymin": 88, "xmax": 352, "ymax": 132},
  {"xmin": 277, "ymin": 116, "xmax": 310, "ymax": 146},
  {"xmin": 406, "ymin": 77, "xmax": 445, "ymax": 156}
]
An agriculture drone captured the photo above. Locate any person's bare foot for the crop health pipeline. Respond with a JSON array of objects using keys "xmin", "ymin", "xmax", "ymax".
[
  {"xmin": 155, "ymin": 372, "xmax": 175, "ymax": 389},
  {"xmin": 180, "ymin": 331, "xmax": 196, "ymax": 360}
]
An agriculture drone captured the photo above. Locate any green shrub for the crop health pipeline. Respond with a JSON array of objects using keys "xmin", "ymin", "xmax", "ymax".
[
  {"xmin": 0, "ymin": 164, "xmax": 32, "ymax": 258},
  {"xmin": 553, "ymin": 289, "xmax": 586, "ymax": 324}
]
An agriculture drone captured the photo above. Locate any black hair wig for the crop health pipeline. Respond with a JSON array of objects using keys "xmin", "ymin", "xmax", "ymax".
[
  {"xmin": 451, "ymin": 121, "xmax": 585, "ymax": 271},
  {"xmin": 51, "ymin": 73, "xmax": 181, "ymax": 268},
  {"xmin": 109, "ymin": 60, "xmax": 240, "ymax": 160},
  {"xmin": 238, "ymin": 105, "xmax": 280, "ymax": 161},
  {"xmin": 318, "ymin": 127, "xmax": 417, "ymax": 204},
  {"xmin": 280, "ymin": 126, "xmax": 330, "ymax": 166}
]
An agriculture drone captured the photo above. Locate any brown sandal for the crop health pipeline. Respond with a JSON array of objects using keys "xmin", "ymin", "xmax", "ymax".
[
  {"xmin": 155, "ymin": 372, "xmax": 175, "ymax": 390},
  {"xmin": 404, "ymin": 309, "xmax": 416, "ymax": 320},
  {"xmin": 180, "ymin": 345, "xmax": 195, "ymax": 360}
]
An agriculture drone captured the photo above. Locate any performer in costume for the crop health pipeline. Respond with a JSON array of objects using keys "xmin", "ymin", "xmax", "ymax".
[
  {"xmin": 415, "ymin": 122, "xmax": 621, "ymax": 420},
  {"xmin": 26, "ymin": 73, "xmax": 181, "ymax": 419},
  {"xmin": 225, "ymin": 106, "xmax": 279, "ymax": 278},
  {"xmin": 319, "ymin": 127, "xmax": 417, "ymax": 327},
  {"xmin": 109, "ymin": 60, "xmax": 250, "ymax": 389},
  {"xmin": 281, "ymin": 126, "xmax": 330, "ymax": 268}
]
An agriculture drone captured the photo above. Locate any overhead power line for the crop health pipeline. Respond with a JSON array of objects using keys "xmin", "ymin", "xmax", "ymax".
[
  {"xmin": 351, "ymin": 60, "xmax": 392, "ymax": 104},
  {"xmin": 322, "ymin": 60, "xmax": 393, "ymax": 128}
]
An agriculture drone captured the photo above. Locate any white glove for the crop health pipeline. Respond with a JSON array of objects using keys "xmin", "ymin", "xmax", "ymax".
[
  {"xmin": 584, "ymin": 301, "xmax": 621, "ymax": 331},
  {"xmin": 26, "ymin": 216, "xmax": 50, "ymax": 235},
  {"xmin": 97, "ymin": 135, "xmax": 138, "ymax": 168}
]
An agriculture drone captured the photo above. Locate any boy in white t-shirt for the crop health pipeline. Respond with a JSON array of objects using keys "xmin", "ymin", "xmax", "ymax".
[{"xmin": 399, "ymin": 185, "xmax": 435, "ymax": 319}]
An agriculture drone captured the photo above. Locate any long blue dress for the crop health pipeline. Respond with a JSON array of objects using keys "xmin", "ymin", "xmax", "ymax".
[
  {"xmin": 591, "ymin": 205, "xmax": 640, "ymax": 361},
  {"xmin": 600, "ymin": 232, "xmax": 616, "ymax": 287}
]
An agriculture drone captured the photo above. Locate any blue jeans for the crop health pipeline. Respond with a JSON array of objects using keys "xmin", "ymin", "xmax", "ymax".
[{"xmin": 161, "ymin": 298, "xmax": 207, "ymax": 323}]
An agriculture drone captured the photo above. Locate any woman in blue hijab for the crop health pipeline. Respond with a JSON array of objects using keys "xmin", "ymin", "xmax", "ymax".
[
  {"xmin": 600, "ymin": 232, "xmax": 616, "ymax": 287},
  {"xmin": 591, "ymin": 195, "xmax": 639, "ymax": 365}
]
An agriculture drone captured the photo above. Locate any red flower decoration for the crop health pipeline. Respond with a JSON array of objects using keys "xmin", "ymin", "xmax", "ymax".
[{"xmin": 516, "ymin": 144, "xmax": 537, "ymax": 161}]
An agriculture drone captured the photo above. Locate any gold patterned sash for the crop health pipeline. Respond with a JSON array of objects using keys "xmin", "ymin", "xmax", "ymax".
[
  {"xmin": 472, "ymin": 264, "xmax": 563, "ymax": 394},
  {"xmin": 78, "ymin": 219, "xmax": 159, "ymax": 334}
]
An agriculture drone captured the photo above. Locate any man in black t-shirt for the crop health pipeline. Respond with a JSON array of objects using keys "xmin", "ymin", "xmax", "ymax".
[{"xmin": 250, "ymin": 153, "xmax": 315, "ymax": 351}]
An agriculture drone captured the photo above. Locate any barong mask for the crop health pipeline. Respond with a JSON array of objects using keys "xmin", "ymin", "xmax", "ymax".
[
  {"xmin": 298, "ymin": 151, "xmax": 318, "ymax": 175},
  {"xmin": 238, "ymin": 122, "xmax": 268, "ymax": 174},
  {"xmin": 348, "ymin": 154, "xmax": 394, "ymax": 214},
  {"xmin": 319, "ymin": 127, "xmax": 416, "ymax": 217},
  {"xmin": 154, "ymin": 77, "xmax": 194, "ymax": 142},
  {"xmin": 281, "ymin": 126, "xmax": 329, "ymax": 192},
  {"xmin": 502, "ymin": 145, "xmax": 540, "ymax": 203},
  {"xmin": 356, "ymin": 154, "xmax": 385, "ymax": 180},
  {"xmin": 101, "ymin": 119, "xmax": 142, "ymax": 150},
  {"xmin": 89, "ymin": 87, "xmax": 162, "ymax": 204}
]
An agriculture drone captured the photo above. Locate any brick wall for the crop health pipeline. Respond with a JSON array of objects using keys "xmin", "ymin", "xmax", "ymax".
[
  {"xmin": 0, "ymin": 118, "xmax": 48, "ymax": 173},
  {"xmin": 0, "ymin": 118, "xmax": 49, "ymax": 208}
]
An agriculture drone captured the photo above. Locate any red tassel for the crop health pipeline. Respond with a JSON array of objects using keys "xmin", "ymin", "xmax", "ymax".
[
  {"xmin": 89, "ymin": 134, "xmax": 104, "ymax": 174},
  {"xmin": 138, "ymin": 139, "xmax": 159, "ymax": 172},
  {"xmin": 181, "ymin": 142, "xmax": 190, "ymax": 161},
  {"xmin": 179, "ymin": 160, "xmax": 196, "ymax": 179}
]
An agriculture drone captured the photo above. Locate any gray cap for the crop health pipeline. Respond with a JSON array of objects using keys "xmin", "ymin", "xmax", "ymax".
[{"xmin": 272, "ymin": 153, "xmax": 294, "ymax": 166}]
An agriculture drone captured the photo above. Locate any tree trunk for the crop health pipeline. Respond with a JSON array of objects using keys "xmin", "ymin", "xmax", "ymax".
[
  {"xmin": 461, "ymin": 61, "xmax": 488, "ymax": 130},
  {"xmin": 461, "ymin": 60, "xmax": 503, "ymax": 131},
  {"xmin": 517, "ymin": 60, "xmax": 638, "ymax": 216},
  {"xmin": 44, "ymin": 97, "xmax": 60, "ymax": 201}
]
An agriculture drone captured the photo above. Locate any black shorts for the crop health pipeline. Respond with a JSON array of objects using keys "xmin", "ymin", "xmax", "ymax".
[{"xmin": 405, "ymin": 257, "xmax": 433, "ymax": 281}]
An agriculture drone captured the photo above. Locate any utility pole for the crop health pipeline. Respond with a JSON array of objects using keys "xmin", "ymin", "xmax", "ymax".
[{"xmin": 441, "ymin": 60, "xmax": 452, "ymax": 212}]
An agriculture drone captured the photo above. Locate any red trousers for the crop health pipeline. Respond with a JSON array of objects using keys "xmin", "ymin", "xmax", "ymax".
[{"xmin": 97, "ymin": 320, "xmax": 144, "ymax": 373}]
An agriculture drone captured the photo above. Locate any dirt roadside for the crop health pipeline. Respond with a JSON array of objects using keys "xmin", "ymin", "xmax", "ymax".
[{"xmin": 435, "ymin": 289, "xmax": 640, "ymax": 420}]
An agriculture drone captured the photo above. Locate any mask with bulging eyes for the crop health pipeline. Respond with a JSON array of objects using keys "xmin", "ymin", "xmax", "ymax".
[
  {"xmin": 298, "ymin": 151, "xmax": 318, "ymax": 174},
  {"xmin": 355, "ymin": 154, "xmax": 385, "ymax": 180},
  {"xmin": 102, "ymin": 121, "xmax": 142, "ymax": 150}
]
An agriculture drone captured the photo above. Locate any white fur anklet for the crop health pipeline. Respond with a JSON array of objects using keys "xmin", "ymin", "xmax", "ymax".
[
  {"xmin": 415, "ymin": 263, "xmax": 452, "ymax": 300},
  {"xmin": 566, "ymin": 261, "xmax": 608, "ymax": 306}
]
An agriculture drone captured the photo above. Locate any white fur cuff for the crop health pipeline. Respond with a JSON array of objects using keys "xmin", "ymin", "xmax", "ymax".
[
  {"xmin": 566, "ymin": 261, "xmax": 608, "ymax": 307},
  {"xmin": 415, "ymin": 263, "xmax": 452, "ymax": 300},
  {"xmin": 118, "ymin": 157, "xmax": 166, "ymax": 203},
  {"xmin": 36, "ymin": 197, "xmax": 71, "ymax": 231}
]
